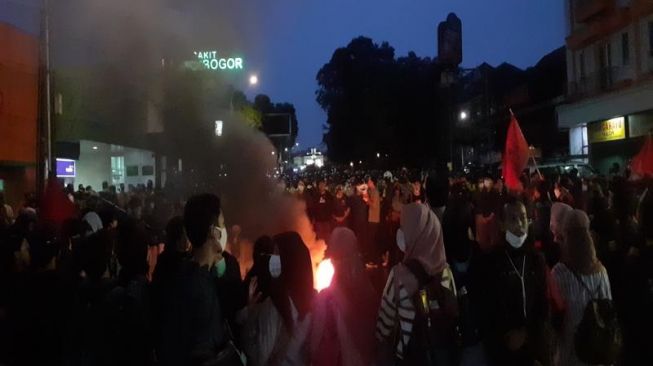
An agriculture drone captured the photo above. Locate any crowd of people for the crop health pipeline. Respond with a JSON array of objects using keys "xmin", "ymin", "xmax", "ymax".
[{"xmin": 0, "ymin": 166, "xmax": 652, "ymax": 366}]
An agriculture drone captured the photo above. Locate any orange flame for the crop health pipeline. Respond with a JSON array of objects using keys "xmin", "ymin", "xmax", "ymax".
[{"xmin": 315, "ymin": 259, "xmax": 335, "ymax": 292}]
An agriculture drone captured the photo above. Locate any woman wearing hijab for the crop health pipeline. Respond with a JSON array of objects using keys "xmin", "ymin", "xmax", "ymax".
[
  {"xmin": 551, "ymin": 210, "xmax": 612, "ymax": 366},
  {"xmin": 375, "ymin": 203, "xmax": 456, "ymax": 365},
  {"xmin": 547, "ymin": 202, "xmax": 573, "ymax": 267},
  {"xmin": 311, "ymin": 228, "xmax": 377, "ymax": 366},
  {"xmin": 239, "ymin": 231, "xmax": 315, "ymax": 366}
]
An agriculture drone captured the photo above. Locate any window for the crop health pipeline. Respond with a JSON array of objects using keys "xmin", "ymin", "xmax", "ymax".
[
  {"xmin": 622, "ymin": 32, "xmax": 630, "ymax": 65},
  {"xmin": 649, "ymin": 21, "xmax": 653, "ymax": 56},
  {"xmin": 126, "ymin": 166, "xmax": 139, "ymax": 177},
  {"xmin": 111, "ymin": 156, "xmax": 125, "ymax": 185},
  {"xmin": 142, "ymin": 165, "xmax": 154, "ymax": 176}
]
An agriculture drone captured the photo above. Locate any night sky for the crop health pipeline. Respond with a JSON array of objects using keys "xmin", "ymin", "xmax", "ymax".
[{"xmin": 1, "ymin": 0, "xmax": 565, "ymax": 148}]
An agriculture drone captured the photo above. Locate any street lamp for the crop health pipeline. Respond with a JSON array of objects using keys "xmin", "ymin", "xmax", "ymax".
[
  {"xmin": 249, "ymin": 74, "xmax": 259, "ymax": 86},
  {"xmin": 231, "ymin": 74, "xmax": 259, "ymax": 114},
  {"xmin": 459, "ymin": 110, "xmax": 468, "ymax": 121}
]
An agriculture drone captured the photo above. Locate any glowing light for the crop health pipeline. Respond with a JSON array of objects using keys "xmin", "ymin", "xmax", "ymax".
[
  {"xmin": 315, "ymin": 259, "xmax": 335, "ymax": 292},
  {"xmin": 215, "ymin": 120, "xmax": 223, "ymax": 137},
  {"xmin": 350, "ymin": 162, "xmax": 354, "ymax": 167},
  {"xmin": 92, "ymin": 146, "xmax": 98, "ymax": 150},
  {"xmin": 271, "ymin": 151, "xmax": 276, "ymax": 156},
  {"xmin": 193, "ymin": 51, "xmax": 244, "ymax": 71},
  {"xmin": 459, "ymin": 111, "xmax": 468, "ymax": 121},
  {"xmin": 376, "ymin": 152, "xmax": 381, "ymax": 158},
  {"xmin": 249, "ymin": 74, "xmax": 259, "ymax": 86}
]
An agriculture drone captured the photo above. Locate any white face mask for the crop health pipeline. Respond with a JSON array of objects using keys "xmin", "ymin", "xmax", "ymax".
[
  {"xmin": 269, "ymin": 255, "xmax": 282, "ymax": 278},
  {"xmin": 217, "ymin": 227, "xmax": 228, "ymax": 252},
  {"xmin": 506, "ymin": 231, "xmax": 528, "ymax": 249},
  {"xmin": 396, "ymin": 229, "xmax": 406, "ymax": 253}
]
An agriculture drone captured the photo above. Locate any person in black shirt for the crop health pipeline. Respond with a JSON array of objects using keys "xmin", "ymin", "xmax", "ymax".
[
  {"xmin": 348, "ymin": 181, "xmax": 369, "ymax": 257},
  {"xmin": 313, "ymin": 179, "xmax": 334, "ymax": 242},
  {"xmin": 332, "ymin": 186, "xmax": 350, "ymax": 227},
  {"xmin": 478, "ymin": 200, "xmax": 551, "ymax": 366},
  {"xmin": 156, "ymin": 194, "xmax": 234, "ymax": 366}
]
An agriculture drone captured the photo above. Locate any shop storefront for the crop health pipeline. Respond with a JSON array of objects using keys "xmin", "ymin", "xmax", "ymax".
[{"xmin": 572, "ymin": 111, "xmax": 653, "ymax": 174}]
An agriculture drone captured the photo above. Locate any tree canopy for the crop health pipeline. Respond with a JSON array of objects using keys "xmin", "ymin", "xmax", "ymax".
[{"xmin": 316, "ymin": 36, "xmax": 445, "ymax": 167}]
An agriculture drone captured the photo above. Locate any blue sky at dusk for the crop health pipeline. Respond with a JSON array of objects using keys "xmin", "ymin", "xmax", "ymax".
[{"xmin": 1, "ymin": 0, "xmax": 566, "ymax": 148}]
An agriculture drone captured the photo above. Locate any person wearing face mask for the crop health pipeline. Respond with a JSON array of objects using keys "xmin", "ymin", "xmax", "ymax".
[
  {"xmin": 238, "ymin": 231, "xmax": 315, "ymax": 366},
  {"xmin": 156, "ymin": 194, "xmax": 241, "ymax": 366},
  {"xmin": 376, "ymin": 203, "xmax": 457, "ymax": 365},
  {"xmin": 212, "ymin": 216, "xmax": 245, "ymax": 347},
  {"xmin": 477, "ymin": 199, "xmax": 552, "ymax": 366}
]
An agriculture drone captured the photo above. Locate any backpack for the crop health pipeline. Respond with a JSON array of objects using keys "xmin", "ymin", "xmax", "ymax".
[
  {"xmin": 404, "ymin": 260, "xmax": 460, "ymax": 354},
  {"xmin": 571, "ymin": 270, "xmax": 622, "ymax": 365}
]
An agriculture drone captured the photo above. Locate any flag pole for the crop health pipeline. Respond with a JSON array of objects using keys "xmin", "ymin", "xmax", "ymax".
[{"xmin": 529, "ymin": 147, "xmax": 543, "ymax": 180}]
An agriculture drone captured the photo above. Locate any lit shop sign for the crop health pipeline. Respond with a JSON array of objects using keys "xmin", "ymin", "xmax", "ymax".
[
  {"xmin": 193, "ymin": 51, "xmax": 243, "ymax": 71},
  {"xmin": 56, "ymin": 158, "xmax": 76, "ymax": 178},
  {"xmin": 589, "ymin": 117, "xmax": 626, "ymax": 143}
]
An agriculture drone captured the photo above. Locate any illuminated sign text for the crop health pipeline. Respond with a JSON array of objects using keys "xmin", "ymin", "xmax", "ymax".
[
  {"xmin": 194, "ymin": 51, "xmax": 243, "ymax": 71},
  {"xmin": 589, "ymin": 117, "xmax": 626, "ymax": 143}
]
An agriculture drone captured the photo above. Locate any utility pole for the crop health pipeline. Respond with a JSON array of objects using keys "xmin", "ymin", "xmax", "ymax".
[
  {"xmin": 37, "ymin": 0, "xmax": 53, "ymax": 193},
  {"xmin": 45, "ymin": 0, "xmax": 53, "ymax": 174}
]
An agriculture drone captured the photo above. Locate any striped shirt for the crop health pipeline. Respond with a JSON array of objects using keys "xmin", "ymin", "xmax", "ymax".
[
  {"xmin": 551, "ymin": 262, "xmax": 612, "ymax": 366},
  {"xmin": 375, "ymin": 265, "xmax": 455, "ymax": 360}
]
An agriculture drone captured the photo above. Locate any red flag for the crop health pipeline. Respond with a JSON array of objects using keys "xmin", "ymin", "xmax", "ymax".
[
  {"xmin": 631, "ymin": 134, "xmax": 653, "ymax": 177},
  {"xmin": 502, "ymin": 113, "xmax": 530, "ymax": 191},
  {"xmin": 40, "ymin": 176, "xmax": 77, "ymax": 228}
]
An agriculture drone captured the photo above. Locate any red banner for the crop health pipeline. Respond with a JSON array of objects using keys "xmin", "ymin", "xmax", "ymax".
[
  {"xmin": 631, "ymin": 135, "xmax": 653, "ymax": 178},
  {"xmin": 502, "ymin": 114, "xmax": 529, "ymax": 191}
]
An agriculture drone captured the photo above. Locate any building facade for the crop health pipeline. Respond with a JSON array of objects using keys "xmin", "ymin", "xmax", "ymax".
[
  {"xmin": 0, "ymin": 22, "xmax": 39, "ymax": 207},
  {"xmin": 558, "ymin": 0, "xmax": 653, "ymax": 173}
]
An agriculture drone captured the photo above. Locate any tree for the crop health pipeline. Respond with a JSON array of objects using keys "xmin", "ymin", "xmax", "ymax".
[
  {"xmin": 254, "ymin": 94, "xmax": 299, "ymax": 149},
  {"xmin": 316, "ymin": 36, "xmax": 444, "ymax": 167}
]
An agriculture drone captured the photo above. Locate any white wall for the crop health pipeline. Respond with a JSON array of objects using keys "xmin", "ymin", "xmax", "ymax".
[
  {"xmin": 69, "ymin": 140, "xmax": 155, "ymax": 191},
  {"xmin": 123, "ymin": 148, "xmax": 156, "ymax": 187},
  {"xmin": 76, "ymin": 140, "xmax": 112, "ymax": 191},
  {"xmin": 558, "ymin": 81, "xmax": 653, "ymax": 128}
]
